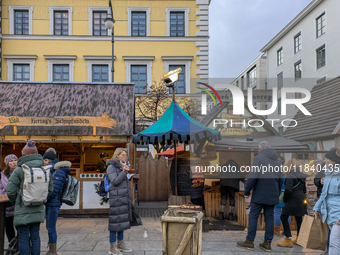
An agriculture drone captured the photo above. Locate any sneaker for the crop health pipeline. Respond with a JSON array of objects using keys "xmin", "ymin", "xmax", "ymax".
[
  {"xmin": 237, "ymin": 239, "xmax": 255, "ymax": 250},
  {"xmin": 259, "ymin": 240, "xmax": 272, "ymax": 252},
  {"xmin": 117, "ymin": 240, "xmax": 132, "ymax": 253}
]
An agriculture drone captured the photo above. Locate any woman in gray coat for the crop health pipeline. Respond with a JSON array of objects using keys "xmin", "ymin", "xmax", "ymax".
[{"xmin": 106, "ymin": 148, "xmax": 132, "ymax": 254}]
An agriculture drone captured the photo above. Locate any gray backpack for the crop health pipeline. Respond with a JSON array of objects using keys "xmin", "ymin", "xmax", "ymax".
[
  {"xmin": 60, "ymin": 170, "xmax": 79, "ymax": 206},
  {"xmin": 20, "ymin": 164, "xmax": 51, "ymax": 206}
]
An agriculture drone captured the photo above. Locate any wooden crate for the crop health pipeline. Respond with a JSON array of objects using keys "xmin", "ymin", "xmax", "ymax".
[
  {"xmin": 203, "ymin": 191, "xmax": 221, "ymax": 217},
  {"xmin": 161, "ymin": 209, "xmax": 204, "ymax": 255}
]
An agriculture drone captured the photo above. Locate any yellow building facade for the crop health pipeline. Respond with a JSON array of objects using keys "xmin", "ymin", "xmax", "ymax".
[{"xmin": 1, "ymin": 0, "xmax": 210, "ymax": 94}]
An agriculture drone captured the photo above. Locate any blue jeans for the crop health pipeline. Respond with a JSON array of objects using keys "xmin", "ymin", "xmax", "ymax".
[
  {"xmin": 274, "ymin": 207, "xmax": 291, "ymax": 227},
  {"xmin": 110, "ymin": 231, "xmax": 124, "ymax": 243},
  {"xmin": 246, "ymin": 202, "xmax": 274, "ymax": 241},
  {"xmin": 45, "ymin": 206, "xmax": 60, "ymax": 244},
  {"xmin": 17, "ymin": 222, "xmax": 41, "ymax": 255}
]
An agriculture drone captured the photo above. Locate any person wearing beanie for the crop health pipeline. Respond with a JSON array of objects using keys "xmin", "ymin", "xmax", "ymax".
[
  {"xmin": 97, "ymin": 152, "xmax": 109, "ymax": 173},
  {"xmin": 6, "ymin": 140, "xmax": 53, "ymax": 255},
  {"xmin": 43, "ymin": 148, "xmax": 59, "ymax": 174},
  {"xmin": 44, "ymin": 160, "xmax": 71, "ymax": 255},
  {"xmin": 21, "ymin": 140, "xmax": 38, "ymax": 156},
  {"xmin": 314, "ymin": 148, "xmax": 340, "ymax": 255},
  {"xmin": 0, "ymin": 154, "xmax": 18, "ymax": 247}
]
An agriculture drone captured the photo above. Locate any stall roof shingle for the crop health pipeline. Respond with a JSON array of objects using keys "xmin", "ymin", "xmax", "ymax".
[
  {"xmin": 0, "ymin": 82, "xmax": 134, "ymax": 136},
  {"xmin": 284, "ymin": 76, "xmax": 340, "ymax": 141}
]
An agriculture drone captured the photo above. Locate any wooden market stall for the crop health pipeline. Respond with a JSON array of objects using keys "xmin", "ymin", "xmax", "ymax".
[
  {"xmin": 0, "ymin": 81, "xmax": 135, "ymax": 215},
  {"xmin": 198, "ymin": 102, "xmax": 310, "ymax": 229}
]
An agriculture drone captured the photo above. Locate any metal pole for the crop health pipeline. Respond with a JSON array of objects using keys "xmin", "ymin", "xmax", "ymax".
[
  {"xmin": 174, "ymin": 140, "xmax": 178, "ymax": 198},
  {"xmin": 111, "ymin": 20, "xmax": 115, "ymax": 82}
]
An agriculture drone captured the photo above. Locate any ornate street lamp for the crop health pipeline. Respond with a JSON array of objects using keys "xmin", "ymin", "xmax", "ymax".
[{"xmin": 104, "ymin": 0, "xmax": 115, "ymax": 82}]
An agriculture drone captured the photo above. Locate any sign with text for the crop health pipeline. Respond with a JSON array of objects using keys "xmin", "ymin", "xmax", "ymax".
[{"xmin": 0, "ymin": 113, "xmax": 117, "ymax": 129}]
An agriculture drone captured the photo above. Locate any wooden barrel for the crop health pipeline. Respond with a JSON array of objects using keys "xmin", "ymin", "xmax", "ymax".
[{"xmin": 170, "ymin": 157, "xmax": 204, "ymax": 198}]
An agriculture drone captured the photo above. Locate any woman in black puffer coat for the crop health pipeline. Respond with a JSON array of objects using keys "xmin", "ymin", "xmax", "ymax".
[
  {"xmin": 277, "ymin": 159, "xmax": 307, "ymax": 248},
  {"xmin": 107, "ymin": 148, "xmax": 132, "ymax": 254}
]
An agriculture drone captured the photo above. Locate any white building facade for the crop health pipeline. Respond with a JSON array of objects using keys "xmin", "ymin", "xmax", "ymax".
[{"xmin": 260, "ymin": 0, "xmax": 340, "ymax": 131}]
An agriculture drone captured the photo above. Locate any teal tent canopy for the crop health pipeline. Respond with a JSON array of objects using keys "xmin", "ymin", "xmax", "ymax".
[{"xmin": 133, "ymin": 101, "xmax": 221, "ymax": 144}]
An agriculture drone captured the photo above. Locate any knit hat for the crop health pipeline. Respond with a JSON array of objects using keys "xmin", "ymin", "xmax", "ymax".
[
  {"xmin": 43, "ymin": 150, "xmax": 57, "ymax": 161},
  {"xmin": 21, "ymin": 140, "xmax": 38, "ymax": 156},
  {"xmin": 4, "ymin": 154, "xmax": 18, "ymax": 166},
  {"xmin": 325, "ymin": 148, "xmax": 340, "ymax": 164}
]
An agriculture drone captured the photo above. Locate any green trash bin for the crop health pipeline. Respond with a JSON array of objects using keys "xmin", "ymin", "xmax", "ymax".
[{"xmin": 161, "ymin": 208, "xmax": 204, "ymax": 255}]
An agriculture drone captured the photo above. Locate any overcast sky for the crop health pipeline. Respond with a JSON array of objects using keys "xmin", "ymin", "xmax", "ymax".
[{"xmin": 209, "ymin": 0, "xmax": 312, "ymax": 78}]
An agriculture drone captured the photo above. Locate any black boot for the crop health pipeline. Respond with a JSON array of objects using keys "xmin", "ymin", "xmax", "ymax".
[
  {"xmin": 259, "ymin": 240, "xmax": 272, "ymax": 252},
  {"xmin": 219, "ymin": 211, "xmax": 224, "ymax": 220},
  {"xmin": 237, "ymin": 239, "xmax": 254, "ymax": 250},
  {"xmin": 229, "ymin": 213, "xmax": 234, "ymax": 221}
]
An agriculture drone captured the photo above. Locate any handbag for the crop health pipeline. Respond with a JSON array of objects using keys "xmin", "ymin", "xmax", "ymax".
[
  {"xmin": 297, "ymin": 215, "xmax": 328, "ymax": 250},
  {"xmin": 279, "ymin": 181, "xmax": 300, "ymax": 203},
  {"xmin": 130, "ymin": 205, "xmax": 143, "ymax": 226}
]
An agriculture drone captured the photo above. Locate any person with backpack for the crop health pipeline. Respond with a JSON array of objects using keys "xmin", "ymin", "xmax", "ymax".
[
  {"xmin": 44, "ymin": 160, "xmax": 71, "ymax": 255},
  {"xmin": 277, "ymin": 159, "xmax": 307, "ymax": 248},
  {"xmin": 106, "ymin": 148, "xmax": 133, "ymax": 254},
  {"xmin": 43, "ymin": 148, "xmax": 59, "ymax": 173},
  {"xmin": 6, "ymin": 140, "xmax": 53, "ymax": 255},
  {"xmin": 0, "ymin": 154, "xmax": 18, "ymax": 247}
]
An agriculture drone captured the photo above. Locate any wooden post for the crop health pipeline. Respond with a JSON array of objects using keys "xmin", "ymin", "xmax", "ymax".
[
  {"xmin": 162, "ymin": 222, "xmax": 167, "ymax": 255},
  {"xmin": 173, "ymin": 224, "xmax": 195, "ymax": 255},
  {"xmin": 79, "ymin": 143, "xmax": 85, "ymax": 210}
]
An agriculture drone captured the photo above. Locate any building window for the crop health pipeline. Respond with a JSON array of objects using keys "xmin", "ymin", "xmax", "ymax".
[
  {"xmin": 241, "ymin": 76, "xmax": 244, "ymax": 90},
  {"xmin": 14, "ymin": 10, "xmax": 29, "ymax": 35},
  {"xmin": 166, "ymin": 8, "xmax": 189, "ymax": 36},
  {"xmin": 131, "ymin": 65, "xmax": 147, "ymax": 94},
  {"xmin": 236, "ymin": 80, "xmax": 239, "ymax": 88},
  {"xmin": 168, "ymin": 65, "xmax": 185, "ymax": 94},
  {"xmin": 9, "ymin": 6, "xmax": 33, "ymax": 35},
  {"xmin": 277, "ymin": 72, "xmax": 283, "ymax": 90},
  {"xmin": 277, "ymin": 47, "xmax": 283, "ymax": 66},
  {"xmin": 162, "ymin": 56, "xmax": 192, "ymax": 94},
  {"xmin": 13, "ymin": 64, "xmax": 30, "ymax": 81},
  {"xmin": 92, "ymin": 65, "xmax": 108, "ymax": 82},
  {"xmin": 131, "ymin": 12, "xmax": 146, "ymax": 36},
  {"xmin": 316, "ymin": 12, "xmax": 325, "ymax": 38},
  {"xmin": 127, "ymin": 7, "xmax": 150, "ymax": 36},
  {"xmin": 294, "ymin": 32, "xmax": 301, "ymax": 54},
  {"xmin": 316, "ymin": 44, "xmax": 326, "ymax": 69},
  {"xmin": 49, "ymin": 6, "xmax": 73, "ymax": 35},
  {"xmin": 170, "ymin": 12, "xmax": 185, "ymax": 37},
  {"xmin": 45, "ymin": 57, "xmax": 75, "ymax": 82},
  {"xmin": 93, "ymin": 11, "xmax": 107, "ymax": 36},
  {"xmin": 278, "ymin": 127, "xmax": 283, "ymax": 135},
  {"xmin": 53, "ymin": 64, "xmax": 69, "ymax": 82},
  {"xmin": 4, "ymin": 56, "xmax": 36, "ymax": 81},
  {"xmin": 294, "ymin": 60, "xmax": 302, "ymax": 80},
  {"xmin": 54, "ymin": 11, "xmax": 68, "ymax": 35},
  {"xmin": 295, "ymin": 92, "xmax": 302, "ymax": 108},
  {"xmin": 278, "ymin": 98, "xmax": 281, "ymax": 115},
  {"xmin": 247, "ymin": 66, "xmax": 256, "ymax": 87},
  {"xmin": 124, "ymin": 56, "xmax": 154, "ymax": 93}
]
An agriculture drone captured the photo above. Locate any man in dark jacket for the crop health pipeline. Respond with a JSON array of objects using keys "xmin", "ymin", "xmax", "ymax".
[
  {"xmin": 237, "ymin": 141, "xmax": 283, "ymax": 252},
  {"xmin": 313, "ymin": 159, "xmax": 325, "ymax": 198}
]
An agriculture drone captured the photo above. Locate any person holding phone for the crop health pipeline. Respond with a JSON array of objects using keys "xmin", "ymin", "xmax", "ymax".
[{"xmin": 106, "ymin": 148, "xmax": 132, "ymax": 254}]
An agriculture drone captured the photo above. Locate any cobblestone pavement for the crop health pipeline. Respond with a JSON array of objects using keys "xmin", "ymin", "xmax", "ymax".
[{"xmin": 4, "ymin": 215, "xmax": 326, "ymax": 255}]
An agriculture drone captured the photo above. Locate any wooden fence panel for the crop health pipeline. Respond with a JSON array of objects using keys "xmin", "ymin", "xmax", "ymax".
[{"xmin": 137, "ymin": 153, "xmax": 169, "ymax": 201}]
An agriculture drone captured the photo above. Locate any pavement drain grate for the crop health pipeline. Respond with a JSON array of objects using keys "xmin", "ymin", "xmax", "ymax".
[{"xmin": 135, "ymin": 207, "xmax": 168, "ymax": 218}]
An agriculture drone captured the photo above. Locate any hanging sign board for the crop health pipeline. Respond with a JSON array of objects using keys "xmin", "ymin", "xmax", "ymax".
[{"xmin": 0, "ymin": 113, "xmax": 117, "ymax": 130}]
